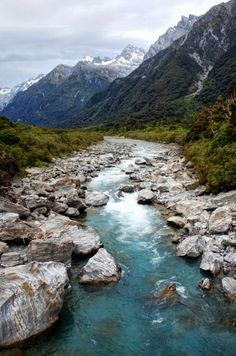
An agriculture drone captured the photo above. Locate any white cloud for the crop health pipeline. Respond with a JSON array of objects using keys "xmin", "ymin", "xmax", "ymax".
[{"xmin": 0, "ymin": 0, "xmax": 222, "ymax": 86}]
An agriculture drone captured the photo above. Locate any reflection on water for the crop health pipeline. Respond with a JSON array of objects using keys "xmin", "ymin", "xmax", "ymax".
[{"xmin": 25, "ymin": 141, "xmax": 236, "ymax": 356}]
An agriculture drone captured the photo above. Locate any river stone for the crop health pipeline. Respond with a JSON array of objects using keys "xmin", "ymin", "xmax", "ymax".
[
  {"xmin": 0, "ymin": 222, "xmax": 44, "ymax": 243},
  {"xmin": 0, "ymin": 251, "xmax": 26, "ymax": 268},
  {"xmin": 85, "ymin": 191, "xmax": 109, "ymax": 207},
  {"xmin": 176, "ymin": 236, "xmax": 203, "ymax": 258},
  {"xmin": 78, "ymin": 248, "xmax": 121, "ymax": 285},
  {"xmin": 39, "ymin": 215, "xmax": 102, "ymax": 256},
  {"xmin": 224, "ymin": 249, "xmax": 236, "ymax": 267},
  {"xmin": 0, "ymin": 261, "xmax": 69, "ymax": 347},
  {"xmin": 0, "ymin": 241, "xmax": 9, "ymax": 255},
  {"xmin": 137, "ymin": 189, "xmax": 155, "ymax": 205},
  {"xmin": 209, "ymin": 207, "xmax": 232, "ymax": 234},
  {"xmin": 50, "ymin": 176, "xmax": 80, "ymax": 189},
  {"xmin": 200, "ymin": 249, "xmax": 224, "ymax": 275},
  {"xmin": 52, "ymin": 202, "xmax": 69, "ymax": 214},
  {"xmin": 0, "ymin": 212, "xmax": 19, "ymax": 227},
  {"xmin": 167, "ymin": 216, "xmax": 186, "ymax": 228},
  {"xmin": 175, "ymin": 200, "xmax": 212, "ymax": 217},
  {"xmin": 28, "ymin": 239, "xmax": 74, "ymax": 267},
  {"xmin": 23, "ymin": 195, "xmax": 51, "ymax": 210},
  {"xmin": 65, "ymin": 207, "xmax": 80, "ymax": 218},
  {"xmin": 135, "ymin": 158, "xmax": 147, "ymax": 165},
  {"xmin": 198, "ymin": 278, "xmax": 213, "ymax": 291},
  {"xmin": 119, "ymin": 185, "xmax": 135, "ymax": 193},
  {"xmin": 0, "ymin": 197, "xmax": 30, "ymax": 218},
  {"xmin": 222, "ymin": 277, "xmax": 236, "ymax": 300}
]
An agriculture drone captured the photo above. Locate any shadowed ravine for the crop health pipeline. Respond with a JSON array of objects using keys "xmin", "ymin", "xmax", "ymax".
[{"xmin": 24, "ymin": 140, "xmax": 236, "ymax": 356}]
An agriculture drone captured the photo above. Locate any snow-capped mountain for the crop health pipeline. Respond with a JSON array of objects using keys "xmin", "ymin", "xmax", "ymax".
[
  {"xmin": 0, "ymin": 74, "xmax": 44, "ymax": 110},
  {"xmin": 1, "ymin": 45, "xmax": 144, "ymax": 126},
  {"xmin": 144, "ymin": 15, "xmax": 198, "ymax": 60}
]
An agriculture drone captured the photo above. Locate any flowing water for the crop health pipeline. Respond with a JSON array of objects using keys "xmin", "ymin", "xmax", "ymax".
[{"xmin": 25, "ymin": 140, "xmax": 236, "ymax": 356}]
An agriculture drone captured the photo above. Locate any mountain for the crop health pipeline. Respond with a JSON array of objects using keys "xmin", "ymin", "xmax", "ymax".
[
  {"xmin": 144, "ymin": 15, "xmax": 198, "ymax": 60},
  {"xmin": 67, "ymin": 0, "xmax": 236, "ymax": 128},
  {"xmin": 0, "ymin": 74, "xmax": 44, "ymax": 110},
  {"xmin": 1, "ymin": 45, "xmax": 145, "ymax": 126}
]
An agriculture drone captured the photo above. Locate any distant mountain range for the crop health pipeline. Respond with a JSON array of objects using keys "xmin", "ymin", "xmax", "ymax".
[
  {"xmin": 1, "ymin": 45, "xmax": 145, "ymax": 126},
  {"xmin": 1, "ymin": 0, "xmax": 236, "ymax": 128},
  {"xmin": 0, "ymin": 74, "xmax": 44, "ymax": 110}
]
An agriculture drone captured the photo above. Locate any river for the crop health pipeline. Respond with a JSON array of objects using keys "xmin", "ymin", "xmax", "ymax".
[{"xmin": 25, "ymin": 139, "xmax": 236, "ymax": 356}]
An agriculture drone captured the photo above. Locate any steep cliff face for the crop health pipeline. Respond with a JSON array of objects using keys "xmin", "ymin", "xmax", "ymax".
[
  {"xmin": 67, "ymin": 0, "xmax": 236, "ymax": 127},
  {"xmin": 144, "ymin": 15, "xmax": 198, "ymax": 60},
  {"xmin": 0, "ymin": 261, "xmax": 69, "ymax": 348}
]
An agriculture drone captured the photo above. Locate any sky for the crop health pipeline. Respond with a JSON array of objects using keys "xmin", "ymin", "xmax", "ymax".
[{"xmin": 0, "ymin": 0, "xmax": 222, "ymax": 87}]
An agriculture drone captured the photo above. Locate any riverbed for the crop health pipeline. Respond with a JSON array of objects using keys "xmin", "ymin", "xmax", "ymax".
[{"xmin": 23, "ymin": 138, "xmax": 236, "ymax": 356}]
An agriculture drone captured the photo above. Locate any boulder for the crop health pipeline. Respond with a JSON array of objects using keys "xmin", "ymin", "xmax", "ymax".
[
  {"xmin": 176, "ymin": 236, "xmax": 203, "ymax": 258},
  {"xmin": 0, "ymin": 212, "xmax": 19, "ymax": 227},
  {"xmin": 175, "ymin": 200, "xmax": 212, "ymax": 217},
  {"xmin": 28, "ymin": 239, "xmax": 74, "ymax": 267},
  {"xmin": 137, "ymin": 189, "xmax": 155, "ymax": 205},
  {"xmin": 0, "ymin": 251, "xmax": 26, "ymax": 268},
  {"xmin": 0, "ymin": 197, "xmax": 30, "ymax": 218},
  {"xmin": 85, "ymin": 191, "xmax": 109, "ymax": 207},
  {"xmin": 200, "ymin": 249, "xmax": 223, "ymax": 275},
  {"xmin": 224, "ymin": 249, "xmax": 236, "ymax": 267},
  {"xmin": 167, "ymin": 216, "xmax": 186, "ymax": 228},
  {"xmin": 50, "ymin": 176, "xmax": 80, "ymax": 189},
  {"xmin": 0, "ymin": 241, "xmax": 9, "ymax": 255},
  {"xmin": 65, "ymin": 207, "xmax": 80, "ymax": 218},
  {"xmin": 209, "ymin": 207, "xmax": 232, "ymax": 234},
  {"xmin": 39, "ymin": 215, "xmax": 102, "ymax": 256},
  {"xmin": 78, "ymin": 248, "xmax": 121, "ymax": 285},
  {"xmin": 0, "ymin": 222, "xmax": 44, "ymax": 243},
  {"xmin": 52, "ymin": 202, "xmax": 69, "ymax": 214},
  {"xmin": 23, "ymin": 195, "xmax": 51, "ymax": 210},
  {"xmin": 119, "ymin": 185, "xmax": 135, "ymax": 193},
  {"xmin": 0, "ymin": 262, "xmax": 68, "ymax": 347},
  {"xmin": 135, "ymin": 158, "xmax": 147, "ymax": 165},
  {"xmin": 222, "ymin": 277, "xmax": 236, "ymax": 300},
  {"xmin": 198, "ymin": 278, "xmax": 213, "ymax": 291}
]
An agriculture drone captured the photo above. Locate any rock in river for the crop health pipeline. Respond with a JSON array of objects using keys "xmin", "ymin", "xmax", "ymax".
[
  {"xmin": 137, "ymin": 189, "xmax": 155, "ymax": 205},
  {"xmin": 167, "ymin": 216, "xmax": 186, "ymax": 228},
  {"xmin": 222, "ymin": 277, "xmax": 236, "ymax": 301},
  {"xmin": 0, "ymin": 261, "xmax": 69, "ymax": 348},
  {"xmin": 78, "ymin": 248, "xmax": 121, "ymax": 285},
  {"xmin": 176, "ymin": 236, "xmax": 203, "ymax": 258},
  {"xmin": 85, "ymin": 191, "xmax": 109, "ymax": 207},
  {"xmin": 200, "ymin": 249, "xmax": 223, "ymax": 275}
]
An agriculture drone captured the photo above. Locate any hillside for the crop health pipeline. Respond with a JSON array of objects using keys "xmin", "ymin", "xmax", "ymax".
[{"xmin": 64, "ymin": 0, "xmax": 236, "ymax": 128}]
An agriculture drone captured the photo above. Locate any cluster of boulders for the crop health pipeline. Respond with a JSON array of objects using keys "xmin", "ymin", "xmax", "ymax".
[
  {"xmin": 122, "ymin": 142, "xmax": 236, "ymax": 301},
  {"xmin": 0, "ymin": 141, "xmax": 127, "ymax": 348}
]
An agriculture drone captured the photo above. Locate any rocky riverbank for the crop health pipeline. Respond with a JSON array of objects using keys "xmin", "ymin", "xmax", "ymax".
[{"xmin": 0, "ymin": 137, "xmax": 235, "ymax": 348}]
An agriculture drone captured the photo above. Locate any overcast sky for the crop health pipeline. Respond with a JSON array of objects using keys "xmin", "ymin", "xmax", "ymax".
[{"xmin": 0, "ymin": 0, "xmax": 221, "ymax": 87}]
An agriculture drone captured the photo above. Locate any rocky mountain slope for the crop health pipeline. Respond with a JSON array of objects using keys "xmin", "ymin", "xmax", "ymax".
[
  {"xmin": 1, "ymin": 45, "xmax": 145, "ymax": 127},
  {"xmin": 0, "ymin": 74, "xmax": 44, "ymax": 111},
  {"xmin": 66, "ymin": 0, "xmax": 236, "ymax": 128},
  {"xmin": 144, "ymin": 15, "xmax": 198, "ymax": 60}
]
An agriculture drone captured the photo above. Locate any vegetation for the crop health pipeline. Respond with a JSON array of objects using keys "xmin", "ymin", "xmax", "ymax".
[
  {"xmin": 0, "ymin": 117, "xmax": 102, "ymax": 175},
  {"xmin": 122, "ymin": 95, "xmax": 236, "ymax": 193}
]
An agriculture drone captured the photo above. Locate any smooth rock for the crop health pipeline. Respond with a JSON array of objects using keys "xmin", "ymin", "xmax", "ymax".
[
  {"xmin": 85, "ymin": 191, "xmax": 109, "ymax": 207},
  {"xmin": 119, "ymin": 185, "xmax": 135, "ymax": 193},
  {"xmin": 65, "ymin": 207, "xmax": 80, "ymax": 218},
  {"xmin": 0, "ymin": 262, "xmax": 69, "ymax": 347},
  {"xmin": 137, "ymin": 189, "xmax": 154, "ymax": 205},
  {"xmin": 175, "ymin": 200, "xmax": 212, "ymax": 217},
  {"xmin": 222, "ymin": 277, "xmax": 236, "ymax": 300},
  {"xmin": 167, "ymin": 216, "xmax": 186, "ymax": 228},
  {"xmin": 209, "ymin": 207, "xmax": 232, "ymax": 234},
  {"xmin": 176, "ymin": 236, "xmax": 203, "ymax": 258},
  {"xmin": 28, "ymin": 239, "xmax": 74, "ymax": 267},
  {"xmin": 0, "ymin": 197, "xmax": 30, "ymax": 218},
  {"xmin": 78, "ymin": 248, "xmax": 121, "ymax": 285},
  {"xmin": 200, "ymin": 249, "xmax": 224, "ymax": 275}
]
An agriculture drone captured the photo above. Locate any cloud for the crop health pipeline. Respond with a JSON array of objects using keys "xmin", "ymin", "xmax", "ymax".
[{"xmin": 0, "ymin": 0, "xmax": 221, "ymax": 86}]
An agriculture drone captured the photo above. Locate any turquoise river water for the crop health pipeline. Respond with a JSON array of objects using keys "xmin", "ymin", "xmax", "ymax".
[{"xmin": 25, "ymin": 140, "xmax": 236, "ymax": 356}]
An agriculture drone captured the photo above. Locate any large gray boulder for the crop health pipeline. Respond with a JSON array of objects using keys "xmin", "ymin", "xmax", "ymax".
[
  {"xmin": 39, "ymin": 214, "xmax": 102, "ymax": 256},
  {"xmin": 137, "ymin": 189, "xmax": 155, "ymax": 205},
  {"xmin": 175, "ymin": 200, "xmax": 212, "ymax": 217},
  {"xmin": 78, "ymin": 248, "xmax": 121, "ymax": 285},
  {"xmin": 176, "ymin": 235, "xmax": 203, "ymax": 258},
  {"xmin": 0, "ymin": 221, "xmax": 44, "ymax": 243},
  {"xmin": 209, "ymin": 207, "xmax": 232, "ymax": 234},
  {"xmin": 0, "ymin": 251, "xmax": 27, "ymax": 268},
  {"xmin": 200, "ymin": 249, "xmax": 224, "ymax": 275},
  {"xmin": 0, "ymin": 262, "xmax": 69, "ymax": 347},
  {"xmin": 85, "ymin": 191, "xmax": 109, "ymax": 207},
  {"xmin": 222, "ymin": 277, "xmax": 236, "ymax": 300},
  {"xmin": 28, "ymin": 239, "xmax": 74, "ymax": 267},
  {"xmin": 0, "ymin": 213, "xmax": 19, "ymax": 227},
  {"xmin": 167, "ymin": 216, "xmax": 186, "ymax": 228},
  {"xmin": 0, "ymin": 197, "xmax": 30, "ymax": 218}
]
